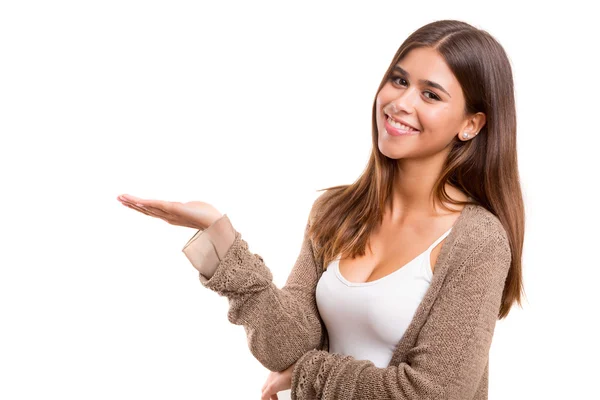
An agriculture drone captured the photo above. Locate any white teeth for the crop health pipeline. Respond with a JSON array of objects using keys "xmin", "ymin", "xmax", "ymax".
[{"xmin": 387, "ymin": 115, "xmax": 418, "ymax": 132}]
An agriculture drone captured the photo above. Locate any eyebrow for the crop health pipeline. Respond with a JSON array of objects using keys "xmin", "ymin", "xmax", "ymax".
[{"xmin": 392, "ymin": 65, "xmax": 451, "ymax": 98}]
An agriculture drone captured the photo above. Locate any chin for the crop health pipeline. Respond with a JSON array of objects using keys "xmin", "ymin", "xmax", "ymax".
[{"xmin": 377, "ymin": 143, "xmax": 402, "ymax": 160}]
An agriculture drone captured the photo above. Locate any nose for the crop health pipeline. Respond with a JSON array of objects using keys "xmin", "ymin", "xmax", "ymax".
[{"xmin": 385, "ymin": 88, "xmax": 418, "ymax": 115}]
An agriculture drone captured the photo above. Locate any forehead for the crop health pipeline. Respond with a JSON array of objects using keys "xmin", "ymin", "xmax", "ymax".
[{"xmin": 395, "ymin": 47, "xmax": 460, "ymax": 93}]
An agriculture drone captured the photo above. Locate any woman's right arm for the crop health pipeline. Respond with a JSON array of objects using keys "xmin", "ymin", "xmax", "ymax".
[
  {"xmin": 182, "ymin": 213, "xmax": 237, "ymax": 282},
  {"xmin": 182, "ymin": 202, "xmax": 326, "ymax": 373}
]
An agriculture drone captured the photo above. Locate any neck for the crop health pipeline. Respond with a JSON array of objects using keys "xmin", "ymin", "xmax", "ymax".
[{"xmin": 387, "ymin": 156, "xmax": 466, "ymax": 225}]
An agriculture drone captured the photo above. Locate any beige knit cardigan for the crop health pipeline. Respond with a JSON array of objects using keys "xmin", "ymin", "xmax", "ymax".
[{"xmin": 182, "ymin": 198, "xmax": 512, "ymax": 400}]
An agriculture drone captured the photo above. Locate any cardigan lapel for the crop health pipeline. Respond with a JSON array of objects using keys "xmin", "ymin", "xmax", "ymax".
[{"xmin": 387, "ymin": 202, "xmax": 476, "ymax": 366}]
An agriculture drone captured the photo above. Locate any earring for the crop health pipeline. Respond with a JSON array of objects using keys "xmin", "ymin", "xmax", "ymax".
[{"xmin": 462, "ymin": 132, "xmax": 469, "ymax": 139}]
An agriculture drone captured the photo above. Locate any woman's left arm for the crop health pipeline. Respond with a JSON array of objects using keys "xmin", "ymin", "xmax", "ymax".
[{"xmin": 290, "ymin": 233, "xmax": 512, "ymax": 400}]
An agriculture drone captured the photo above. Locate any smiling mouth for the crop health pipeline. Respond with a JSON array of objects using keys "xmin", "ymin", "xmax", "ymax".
[{"xmin": 384, "ymin": 113, "xmax": 420, "ymax": 133}]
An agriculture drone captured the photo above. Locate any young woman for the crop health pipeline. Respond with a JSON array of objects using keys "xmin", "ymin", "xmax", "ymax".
[{"xmin": 117, "ymin": 19, "xmax": 525, "ymax": 400}]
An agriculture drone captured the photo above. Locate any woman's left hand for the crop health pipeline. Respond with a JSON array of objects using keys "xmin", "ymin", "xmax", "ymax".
[{"xmin": 260, "ymin": 362, "xmax": 295, "ymax": 400}]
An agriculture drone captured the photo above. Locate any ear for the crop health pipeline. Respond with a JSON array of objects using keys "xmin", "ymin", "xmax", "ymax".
[{"xmin": 459, "ymin": 112, "xmax": 486, "ymax": 141}]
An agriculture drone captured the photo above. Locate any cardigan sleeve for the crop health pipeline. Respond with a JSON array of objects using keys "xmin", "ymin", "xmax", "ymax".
[
  {"xmin": 182, "ymin": 214, "xmax": 236, "ymax": 282},
  {"xmin": 290, "ymin": 232, "xmax": 512, "ymax": 400},
  {"xmin": 188, "ymin": 202, "xmax": 326, "ymax": 373}
]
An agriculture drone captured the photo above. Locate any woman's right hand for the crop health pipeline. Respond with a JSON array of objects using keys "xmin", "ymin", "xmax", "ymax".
[{"xmin": 117, "ymin": 194, "xmax": 224, "ymax": 230}]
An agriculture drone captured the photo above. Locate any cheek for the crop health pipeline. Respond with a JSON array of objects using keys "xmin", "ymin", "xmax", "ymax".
[
  {"xmin": 375, "ymin": 94, "xmax": 388, "ymax": 126},
  {"xmin": 375, "ymin": 94, "xmax": 386, "ymax": 113},
  {"xmin": 421, "ymin": 105, "xmax": 452, "ymax": 130},
  {"xmin": 376, "ymin": 85, "xmax": 394, "ymax": 106}
]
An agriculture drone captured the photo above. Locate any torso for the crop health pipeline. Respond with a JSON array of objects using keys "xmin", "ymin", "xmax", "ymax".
[{"xmin": 338, "ymin": 204, "xmax": 465, "ymax": 284}]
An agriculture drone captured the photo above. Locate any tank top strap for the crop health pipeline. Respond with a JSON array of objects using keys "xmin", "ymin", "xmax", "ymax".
[{"xmin": 426, "ymin": 227, "xmax": 453, "ymax": 254}]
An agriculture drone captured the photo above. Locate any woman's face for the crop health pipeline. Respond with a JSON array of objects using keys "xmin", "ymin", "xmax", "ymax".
[{"xmin": 376, "ymin": 47, "xmax": 473, "ymax": 160}]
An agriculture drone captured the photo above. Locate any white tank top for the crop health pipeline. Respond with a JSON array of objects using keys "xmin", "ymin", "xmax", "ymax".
[{"xmin": 315, "ymin": 227, "xmax": 453, "ymax": 368}]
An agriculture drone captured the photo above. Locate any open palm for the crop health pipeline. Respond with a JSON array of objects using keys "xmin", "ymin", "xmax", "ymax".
[{"xmin": 117, "ymin": 194, "xmax": 223, "ymax": 230}]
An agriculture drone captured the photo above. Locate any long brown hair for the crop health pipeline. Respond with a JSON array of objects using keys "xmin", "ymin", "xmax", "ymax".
[{"xmin": 308, "ymin": 20, "xmax": 525, "ymax": 320}]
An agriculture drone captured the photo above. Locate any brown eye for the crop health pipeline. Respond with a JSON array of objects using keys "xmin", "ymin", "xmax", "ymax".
[
  {"xmin": 390, "ymin": 75, "xmax": 441, "ymax": 101},
  {"xmin": 424, "ymin": 91, "xmax": 441, "ymax": 101},
  {"xmin": 391, "ymin": 77, "xmax": 408, "ymax": 86}
]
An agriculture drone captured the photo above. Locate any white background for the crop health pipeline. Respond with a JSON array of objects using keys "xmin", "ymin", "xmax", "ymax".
[{"xmin": 1, "ymin": 1, "xmax": 599, "ymax": 399}]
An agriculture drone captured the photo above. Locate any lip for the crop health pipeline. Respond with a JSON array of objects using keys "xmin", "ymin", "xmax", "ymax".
[
  {"xmin": 384, "ymin": 113, "xmax": 420, "ymax": 131},
  {"xmin": 383, "ymin": 113, "xmax": 420, "ymax": 136}
]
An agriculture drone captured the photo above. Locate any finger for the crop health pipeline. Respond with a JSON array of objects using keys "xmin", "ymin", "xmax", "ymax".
[
  {"xmin": 261, "ymin": 373, "xmax": 274, "ymax": 392},
  {"xmin": 271, "ymin": 394, "xmax": 278, "ymax": 400},
  {"xmin": 128, "ymin": 195, "xmax": 175, "ymax": 213},
  {"xmin": 119, "ymin": 197, "xmax": 169, "ymax": 217},
  {"xmin": 141, "ymin": 200, "xmax": 172, "ymax": 214},
  {"xmin": 261, "ymin": 386, "xmax": 271, "ymax": 400},
  {"xmin": 118, "ymin": 194, "xmax": 143, "ymax": 203},
  {"xmin": 131, "ymin": 202, "xmax": 170, "ymax": 219},
  {"xmin": 121, "ymin": 201, "xmax": 153, "ymax": 217},
  {"xmin": 117, "ymin": 196, "xmax": 146, "ymax": 209},
  {"xmin": 119, "ymin": 195, "xmax": 172, "ymax": 213},
  {"xmin": 148, "ymin": 202, "xmax": 176, "ymax": 217}
]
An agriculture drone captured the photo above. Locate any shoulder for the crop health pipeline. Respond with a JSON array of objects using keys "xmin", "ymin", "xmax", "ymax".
[
  {"xmin": 461, "ymin": 203, "xmax": 511, "ymax": 258},
  {"xmin": 439, "ymin": 204, "xmax": 513, "ymax": 290}
]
